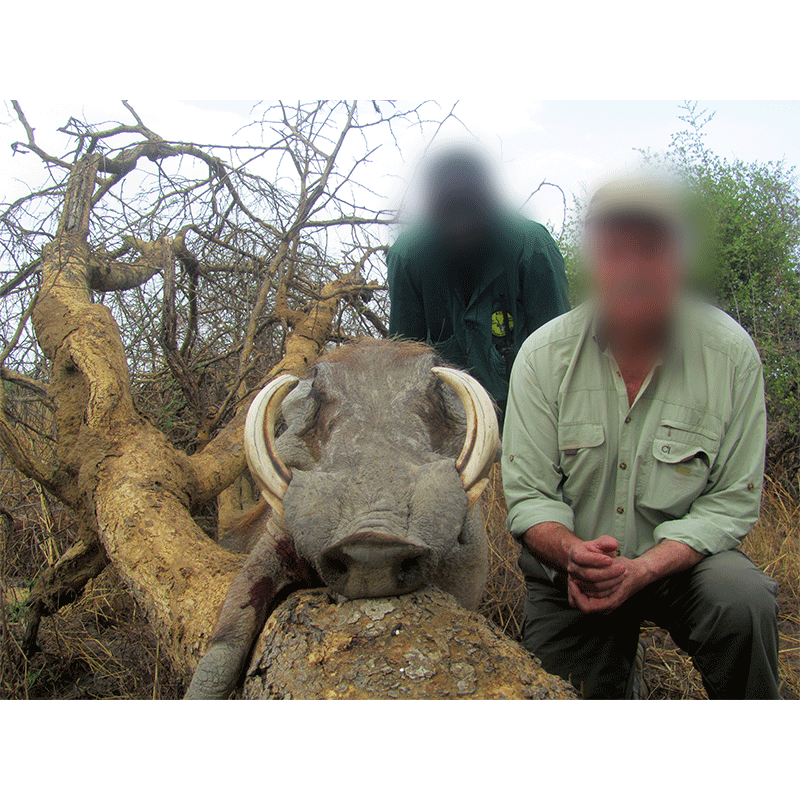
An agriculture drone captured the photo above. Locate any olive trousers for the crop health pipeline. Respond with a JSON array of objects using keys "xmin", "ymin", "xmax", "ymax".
[{"xmin": 521, "ymin": 549, "xmax": 781, "ymax": 699}]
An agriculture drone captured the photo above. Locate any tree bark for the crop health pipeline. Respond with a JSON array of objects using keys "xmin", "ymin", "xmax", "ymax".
[
  {"xmin": 14, "ymin": 155, "xmax": 242, "ymax": 669},
  {"xmin": 8, "ymin": 155, "xmax": 382, "ymax": 678},
  {"xmin": 244, "ymin": 588, "xmax": 577, "ymax": 699}
]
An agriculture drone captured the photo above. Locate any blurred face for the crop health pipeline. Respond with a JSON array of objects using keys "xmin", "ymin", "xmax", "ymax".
[
  {"xmin": 430, "ymin": 189, "xmax": 493, "ymax": 255},
  {"xmin": 425, "ymin": 156, "xmax": 498, "ymax": 256},
  {"xmin": 587, "ymin": 215, "xmax": 684, "ymax": 338}
]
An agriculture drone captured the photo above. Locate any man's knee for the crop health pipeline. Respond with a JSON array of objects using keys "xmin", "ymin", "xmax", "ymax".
[
  {"xmin": 522, "ymin": 589, "xmax": 640, "ymax": 698},
  {"xmin": 694, "ymin": 550, "xmax": 778, "ymax": 630}
]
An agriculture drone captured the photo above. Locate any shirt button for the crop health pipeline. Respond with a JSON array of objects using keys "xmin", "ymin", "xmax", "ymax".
[
  {"xmin": 509, "ymin": 455, "xmax": 514, "ymax": 462},
  {"xmin": 619, "ymin": 462, "xmax": 627, "ymax": 470},
  {"xmin": 624, "ymin": 416, "xmax": 631, "ymax": 424},
  {"xmin": 616, "ymin": 506, "xmax": 624, "ymax": 514},
  {"xmin": 747, "ymin": 482, "xmax": 754, "ymax": 490}
]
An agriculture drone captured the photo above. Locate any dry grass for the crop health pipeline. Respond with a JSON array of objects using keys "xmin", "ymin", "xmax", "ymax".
[
  {"xmin": 478, "ymin": 464, "xmax": 526, "ymax": 640},
  {"xmin": 637, "ymin": 476, "xmax": 799, "ymax": 700},
  {"xmin": 0, "ymin": 461, "xmax": 183, "ymax": 700},
  {"xmin": 0, "ymin": 571, "xmax": 184, "ymax": 700},
  {"xmin": 744, "ymin": 477, "xmax": 800, "ymax": 694}
]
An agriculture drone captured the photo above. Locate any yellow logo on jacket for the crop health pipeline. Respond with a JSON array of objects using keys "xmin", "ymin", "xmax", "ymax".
[{"xmin": 491, "ymin": 311, "xmax": 514, "ymax": 337}]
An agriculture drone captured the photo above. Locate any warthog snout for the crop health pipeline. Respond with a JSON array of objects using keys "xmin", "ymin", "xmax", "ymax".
[{"xmin": 319, "ymin": 531, "xmax": 433, "ymax": 599}]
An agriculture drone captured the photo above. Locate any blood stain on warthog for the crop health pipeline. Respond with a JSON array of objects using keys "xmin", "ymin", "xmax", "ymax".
[
  {"xmin": 242, "ymin": 575, "xmax": 274, "ymax": 610},
  {"xmin": 274, "ymin": 537, "xmax": 319, "ymax": 584}
]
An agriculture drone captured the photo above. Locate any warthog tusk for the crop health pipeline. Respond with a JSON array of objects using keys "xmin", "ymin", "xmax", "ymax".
[
  {"xmin": 431, "ymin": 366, "xmax": 500, "ymax": 509},
  {"xmin": 244, "ymin": 373, "xmax": 299, "ymax": 517}
]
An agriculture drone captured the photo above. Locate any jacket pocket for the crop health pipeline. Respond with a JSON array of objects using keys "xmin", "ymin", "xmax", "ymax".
[
  {"xmin": 489, "ymin": 343, "xmax": 510, "ymax": 384},
  {"xmin": 558, "ymin": 422, "xmax": 606, "ymax": 504},
  {"xmin": 638, "ymin": 420, "xmax": 721, "ymax": 518}
]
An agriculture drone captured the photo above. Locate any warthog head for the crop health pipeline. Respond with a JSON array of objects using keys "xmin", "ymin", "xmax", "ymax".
[
  {"xmin": 245, "ymin": 339, "xmax": 498, "ymax": 605},
  {"xmin": 186, "ymin": 339, "xmax": 500, "ymax": 698}
]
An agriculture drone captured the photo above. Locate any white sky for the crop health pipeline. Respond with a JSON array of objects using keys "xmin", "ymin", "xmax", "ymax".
[{"xmin": 1, "ymin": 99, "xmax": 798, "ymax": 245}]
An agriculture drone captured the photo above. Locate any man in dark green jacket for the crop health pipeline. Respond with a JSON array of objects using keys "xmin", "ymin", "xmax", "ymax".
[{"xmin": 387, "ymin": 149, "xmax": 570, "ymax": 416}]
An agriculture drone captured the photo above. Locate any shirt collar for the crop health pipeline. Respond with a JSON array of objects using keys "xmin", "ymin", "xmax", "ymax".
[{"xmin": 588, "ymin": 297, "xmax": 686, "ymax": 370}]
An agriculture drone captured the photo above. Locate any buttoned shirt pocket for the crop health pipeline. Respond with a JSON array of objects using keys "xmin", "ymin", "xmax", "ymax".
[
  {"xmin": 558, "ymin": 422, "xmax": 606, "ymax": 504},
  {"xmin": 638, "ymin": 419, "xmax": 721, "ymax": 518}
]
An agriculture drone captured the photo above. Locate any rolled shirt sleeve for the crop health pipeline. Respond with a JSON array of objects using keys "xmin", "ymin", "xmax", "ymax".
[
  {"xmin": 502, "ymin": 346, "xmax": 574, "ymax": 539},
  {"xmin": 654, "ymin": 356, "xmax": 767, "ymax": 555}
]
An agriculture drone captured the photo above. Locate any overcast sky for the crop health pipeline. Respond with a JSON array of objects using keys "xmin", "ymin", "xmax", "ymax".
[{"xmin": 2, "ymin": 100, "xmax": 798, "ymax": 243}]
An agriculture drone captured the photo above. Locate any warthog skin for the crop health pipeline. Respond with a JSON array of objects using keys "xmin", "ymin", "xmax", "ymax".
[{"xmin": 186, "ymin": 339, "xmax": 496, "ymax": 699}]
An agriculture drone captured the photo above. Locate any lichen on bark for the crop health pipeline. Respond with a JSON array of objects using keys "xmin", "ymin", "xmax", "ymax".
[{"xmin": 244, "ymin": 587, "xmax": 577, "ymax": 700}]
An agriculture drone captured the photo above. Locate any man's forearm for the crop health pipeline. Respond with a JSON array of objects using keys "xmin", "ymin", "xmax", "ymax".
[
  {"xmin": 522, "ymin": 523, "xmax": 706, "ymax": 607},
  {"xmin": 522, "ymin": 521, "xmax": 581, "ymax": 573},
  {"xmin": 635, "ymin": 539, "xmax": 704, "ymax": 586}
]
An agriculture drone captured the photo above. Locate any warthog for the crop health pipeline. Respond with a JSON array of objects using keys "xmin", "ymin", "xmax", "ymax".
[{"xmin": 186, "ymin": 339, "xmax": 499, "ymax": 699}]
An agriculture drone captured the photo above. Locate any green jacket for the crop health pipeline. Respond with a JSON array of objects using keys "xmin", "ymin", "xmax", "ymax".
[{"xmin": 387, "ymin": 212, "xmax": 570, "ymax": 413}]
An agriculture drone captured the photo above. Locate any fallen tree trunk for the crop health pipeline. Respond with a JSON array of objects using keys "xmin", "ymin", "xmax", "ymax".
[
  {"xmin": 1, "ymin": 154, "xmax": 396, "ymax": 680},
  {"xmin": 244, "ymin": 588, "xmax": 577, "ymax": 700},
  {"xmin": 2, "ymin": 110, "xmax": 564, "ymax": 700}
]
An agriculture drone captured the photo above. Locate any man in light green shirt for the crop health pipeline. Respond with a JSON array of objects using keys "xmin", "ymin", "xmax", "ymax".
[{"xmin": 502, "ymin": 174, "xmax": 780, "ymax": 699}]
